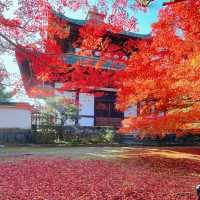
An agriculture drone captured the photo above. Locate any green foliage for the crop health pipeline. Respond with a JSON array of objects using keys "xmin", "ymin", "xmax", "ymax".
[
  {"xmin": 67, "ymin": 138, "xmax": 81, "ymax": 145},
  {"xmin": 32, "ymin": 96, "xmax": 79, "ymax": 143},
  {"xmin": 62, "ymin": 104, "xmax": 78, "ymax": 122},
  {"xmin": 0, "ymin": 87, "xmax": 11, "ymax": 102},
  {"xmin": 89, "ymin": 135, "xmax": 101, "ymax": 144},
  {"xmin": 61, "ymin": 128, "xmax": 116, "ymax": 145},
  {"xmin": 40, "ymin": 110, "xmax": 55, "ymax": 126},
  {"xmin": 32, "ymin": 109, "xmax": 57, "ymax": 143},
  {"xmin": 44, "ymin": 96, "xmax": 78, "ymax": 125},
  {"xmin": 0, "ymin": 67, "xmax": 12, "ymax": 103},
  {"xmin": 32, "ymin": 128, "xmax": 56, "ymax": 144},
  {"xmin": 101, "ymin": 129, "xmax": 115, "ymax": 143}
]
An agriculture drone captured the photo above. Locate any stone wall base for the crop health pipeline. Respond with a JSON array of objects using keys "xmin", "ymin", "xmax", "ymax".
[{"xmin": 0, "ymin": 129, "xmax": 32, "ymax": 144}]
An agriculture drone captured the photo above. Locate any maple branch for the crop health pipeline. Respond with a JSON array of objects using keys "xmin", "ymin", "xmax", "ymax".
[
  {"xmin": 0, "ymin": 33, "xmax": 18, "ymax": 48},
  {"xmin": 19, "ymin": 8, "xmax": 39, "ymax": 31},
  {"xmin": 0, "ymin": 32, "xmax": 35, "ymax": 55},
  {"xmin": 21, "ymin": 18, "xmax": 33, "ymax": 30},
  {"xmin": 0, "ymin": 32, "xmax": 35, "ymax": 84},
  {"xmin": 0, "ymin": 42, "xmax": 7, "ymax": 49},
  {"xmin": 0, "ymin": 82, "xmax": 16, "ymax": 87},
  {"xmin": 163, "ymin": 0, "xmax": 187, "ymax": 6},
  {"xmin": 137, "ymin": 0, "xmax": 154, "ymax": 6},
  {"xmin": 145, "ymin": 0, "xmax": 154, "ymax": 6}
]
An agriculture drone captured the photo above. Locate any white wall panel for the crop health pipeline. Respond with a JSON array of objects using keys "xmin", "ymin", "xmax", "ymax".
[
  {"xmin": 78, "ymin": 93, "xmax": 94, "ymax": 126},
  {"xmin": 79, "ymin": 93, "xmax": 94, "ymax": 116},
  {"xmin": 78, "ymin": 117, "xmax": 94, "ymax": 126},
  {"xmin": 0, "ymin": 108, "xmax": 31, "ymax": 129}
]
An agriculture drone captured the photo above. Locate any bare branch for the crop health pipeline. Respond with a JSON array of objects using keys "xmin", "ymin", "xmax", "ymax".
[{"xmin": 0, "ymin": 33, "xmax": 18, "ymax": 48}]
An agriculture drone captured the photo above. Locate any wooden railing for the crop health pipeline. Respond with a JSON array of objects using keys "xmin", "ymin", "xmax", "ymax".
[{"xmin": 95, "ymin": 117, "xmax": 122, "ymax": 127}]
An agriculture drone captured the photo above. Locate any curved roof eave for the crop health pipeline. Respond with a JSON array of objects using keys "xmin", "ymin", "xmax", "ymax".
[
  {"xmin": 53, "ymin": 10, "xmax": 86, "ymax": 26},
  {"xmin": 120, "ymin": 31, "xmax": 151, "ymax": 39},
  {"xmin": 53, "ymin": 10, "xmax": 151, "ymax": 39}
]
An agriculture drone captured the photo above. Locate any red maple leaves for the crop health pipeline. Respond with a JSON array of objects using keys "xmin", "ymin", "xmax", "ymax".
[
  {"xmin": 118, "ymin": 0, "xmax": 200, "ymax": 136},
  {"xmin": 0, "ymin": 156, "xmax": 198, "ymax": 199}
]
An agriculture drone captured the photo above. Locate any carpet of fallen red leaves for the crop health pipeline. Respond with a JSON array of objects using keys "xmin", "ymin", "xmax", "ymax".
[{"xmin": 0, "ymin": 152, "xmax": 200, "ymax": 200}]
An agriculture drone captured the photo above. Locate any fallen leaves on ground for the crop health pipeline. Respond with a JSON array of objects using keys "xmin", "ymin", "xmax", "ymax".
[{"xmin": 0, "ymin": 153, "xmax": 199, "ymax": 200}]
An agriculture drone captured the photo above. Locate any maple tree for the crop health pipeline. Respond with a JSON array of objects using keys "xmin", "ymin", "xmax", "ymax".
[
  {"xmin": 118, "ymin": 0, "xmax": 200, "ymax": 137},
  {"xmin": 0, "ymin": 61, "xmax": 16, "ymax": 101},
  {"xmin": 0, "ymin": 0, "xmax": 52, "ymax": 96},
  {"xmin": 0, "ymin": 66, "xmax": 12, "ymax": 102}
]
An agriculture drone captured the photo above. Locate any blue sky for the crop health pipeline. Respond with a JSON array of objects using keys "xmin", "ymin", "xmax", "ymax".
[{"xmin": 2, "ymin": 0, "xmax": 166, "ymax": 101}]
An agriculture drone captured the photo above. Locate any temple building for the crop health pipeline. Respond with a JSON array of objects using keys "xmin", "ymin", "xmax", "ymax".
[{"xmin": 16, "ymin": 8, "xmax": 149, "ymax": 127}]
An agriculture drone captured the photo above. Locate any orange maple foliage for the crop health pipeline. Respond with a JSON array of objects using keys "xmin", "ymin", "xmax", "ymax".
[{"xmin": 118, "ymin": 0, "xmax": 200, "ymax": 136}]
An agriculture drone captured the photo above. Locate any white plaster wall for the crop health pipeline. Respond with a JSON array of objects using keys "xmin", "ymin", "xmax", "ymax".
[
  {"xmin": 78, "ymin": 93, "xmax": 94, "ymax": 126},
  {"xmin": 124, "ymin": 105, "xmax": 137, "ymax": 117},
  {"xmin": 79, "ymin": 93, "xmax": 94, "ymax": 116},
  {"xmin": 0, "ymin": 108, "xmax": 31, "ymax": 129},
  {"xmin": 79, "ymin": 117, "xmax": 94, "ymax": 126}
]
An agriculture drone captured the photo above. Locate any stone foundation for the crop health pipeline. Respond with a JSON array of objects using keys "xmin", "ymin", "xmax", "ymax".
[{"xmin": 0, "ymin": 129, "xmax": 32, "ymax": 144}]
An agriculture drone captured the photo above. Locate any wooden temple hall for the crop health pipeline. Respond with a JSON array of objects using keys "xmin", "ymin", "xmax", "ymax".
[{"xmin": 16, "ymin": 8, "xmax": 149, "ymax": 127}]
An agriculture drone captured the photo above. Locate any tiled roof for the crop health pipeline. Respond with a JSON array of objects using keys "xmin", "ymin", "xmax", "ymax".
[
  {"xmin": 54, "ymin": 11, "xmax": 150, "ymax": 39},
  {"xmin": 0, "ymin": 102, "xmax": 32, "ymax": 110}
]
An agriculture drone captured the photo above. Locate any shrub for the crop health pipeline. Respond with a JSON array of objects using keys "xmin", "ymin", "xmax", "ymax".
[
  {"xmin": 32, "ymin": 128, "xmax": 57, "ymax": 144},
  {"xmin": 101, "ymin": 129, "xmax": 115, "ymax": 144}
]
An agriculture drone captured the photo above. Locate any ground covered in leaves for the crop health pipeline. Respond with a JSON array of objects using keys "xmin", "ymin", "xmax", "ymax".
[{"xmin": 0, "ymin": 147, "xmax": 200, "ymax": 199}]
